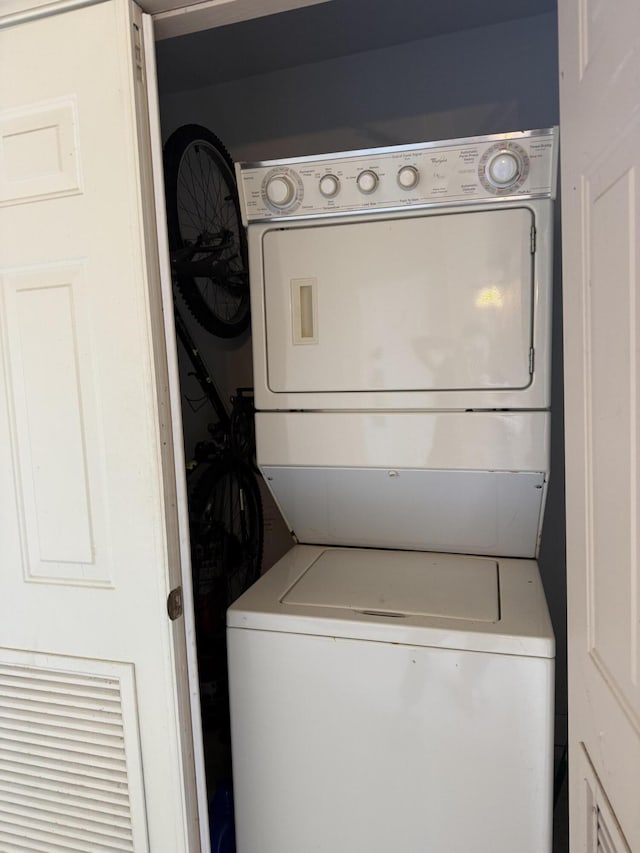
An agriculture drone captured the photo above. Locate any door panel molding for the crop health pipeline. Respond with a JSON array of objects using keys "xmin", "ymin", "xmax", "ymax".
[
  {"xmin": 581, "ymin": 127, "xmax": 640, "ymax": 732},
  {"xmin": 1, "ymin": 262, "xmax": 114, "ymax": 586}
]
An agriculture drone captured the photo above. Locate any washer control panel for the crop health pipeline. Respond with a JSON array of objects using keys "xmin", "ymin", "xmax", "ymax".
[{"xmin": 237, "ymin": 128, "xmax": 557, "ymax": 223}]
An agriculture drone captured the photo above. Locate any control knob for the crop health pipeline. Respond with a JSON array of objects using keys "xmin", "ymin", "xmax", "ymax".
[
  {"xmin": 265, "ymin": 174, "xmax": 297, "ymax": 208},
  {"xmin": 319, "ymin": 174, "xmax": 340, "ymax": 198},
  {"xmin": 486, "ymin": 150, "xmax": 521, "ymax": 188},
  {"xmin": 357, "ymin": 169, "xmax": 379, "ymax": 194},
  {"xmin": 397, "ymin": 165, "xmax": 419, "ymax": 190}
]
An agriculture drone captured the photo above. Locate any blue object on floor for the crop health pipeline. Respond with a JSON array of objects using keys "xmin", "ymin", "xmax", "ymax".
[{"xmin": 209, "ymin": 783, "xmax": 236, "ymax": 853}]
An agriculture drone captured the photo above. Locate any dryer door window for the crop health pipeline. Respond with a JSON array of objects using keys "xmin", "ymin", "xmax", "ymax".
[{"xmin": 262, "ymin": 207, "xmax": 534, "ymax": 394}]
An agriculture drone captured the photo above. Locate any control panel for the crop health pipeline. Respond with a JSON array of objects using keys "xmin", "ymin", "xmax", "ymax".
[{"xmin": 236, "ymin": 128, "xmax": 557, "ymax": 223}]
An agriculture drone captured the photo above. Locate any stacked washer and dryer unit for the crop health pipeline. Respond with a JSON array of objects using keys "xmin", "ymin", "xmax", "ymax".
[{"xmin": 229, "ymin": 128, "xmax": 558, "ymax": 853}]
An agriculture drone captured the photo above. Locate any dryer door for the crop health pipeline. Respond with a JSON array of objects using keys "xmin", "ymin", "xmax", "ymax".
[{"xmin": 263, "ymin": 207, "xmax": 534, "ymax": 394}]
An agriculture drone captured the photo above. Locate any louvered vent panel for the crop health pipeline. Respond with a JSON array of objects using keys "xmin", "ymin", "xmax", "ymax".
[
  {"xmin": 597, "ymin": 806, "xmax": 618, "ymax": 853},
  {"xmin": 0, "ymin": 664, "xmax": 134, "ymax": 851}
]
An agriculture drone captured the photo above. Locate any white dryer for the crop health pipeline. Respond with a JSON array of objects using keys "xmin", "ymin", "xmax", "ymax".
[
  {"xmin": 237, "ymin": 128, "xmax": 557, "ymax": 558},
  {"xmin": 229, "ymin": 129, "xmax": 558, "ymax": 853}
]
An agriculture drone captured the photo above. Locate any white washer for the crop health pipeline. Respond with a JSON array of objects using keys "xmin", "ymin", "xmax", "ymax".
[
  {"xmin": 230, "ymin": 130, "xmax": 558, "ymax": 852},
  {"xmin": 228, "ymin": 545, "xmax": 555, "ymax": 853}
]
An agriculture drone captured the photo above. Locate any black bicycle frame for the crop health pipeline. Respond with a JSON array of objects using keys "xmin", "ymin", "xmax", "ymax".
[{"xmin": 173, "ymin": 305, "xmax": 230, "ymax": 431}]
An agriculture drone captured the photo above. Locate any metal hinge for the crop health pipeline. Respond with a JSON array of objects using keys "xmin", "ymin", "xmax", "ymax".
[
  {"xmin": 530, "ymin": 225, "xmax": 537, "ymax": 254},
  {"xmin": 529, "ymin": 347, "xmax": 535, "ymax": 374},
  {"xmin": 132, "ymin": 22, "xmax": 144, "ymax": 82},
  {"xmin": 167, "ymin": 586, "xmax": 183, "ymax": 620}
]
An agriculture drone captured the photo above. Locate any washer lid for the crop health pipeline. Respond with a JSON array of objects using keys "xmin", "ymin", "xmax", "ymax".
[
  {"xmin": 228, "ymin": 545, "xmax": 555, "ymax": 658},
  {"xmin": 281, "ymin": 550, "xmax": 499, "ymax": 623}
]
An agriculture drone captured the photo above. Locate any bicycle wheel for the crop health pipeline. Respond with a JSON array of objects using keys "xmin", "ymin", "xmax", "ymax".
[
  {"xmin": 164, "ymin": 124, "xmax": 250, "ymax": 338},
  {"xmin": 189, "ymin": 457, "xmax": 263, "ymax": 615}
]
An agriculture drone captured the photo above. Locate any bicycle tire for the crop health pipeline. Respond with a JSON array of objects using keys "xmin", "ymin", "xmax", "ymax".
[
  {"xmin": 189, "ymin": 457, "xmax": 263, "ymax": 614},
  {"xmin": 163, "ymin": 124, "xmax": 250, "ymax": 338}
]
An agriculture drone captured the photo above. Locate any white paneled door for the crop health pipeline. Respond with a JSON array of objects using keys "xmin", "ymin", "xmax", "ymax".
[
  {"xmin": 0, "ymin": 2, "xmax": 205, "ymax": 851},
  {"xmin": 559, "ymin": 0, "xmax": 640, "ymax": 849}
]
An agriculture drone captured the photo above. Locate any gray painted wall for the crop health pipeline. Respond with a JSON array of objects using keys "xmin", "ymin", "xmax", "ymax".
[{"xmin": 159, "ymin": 13, "xmax": 559, "ymax": 157}]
